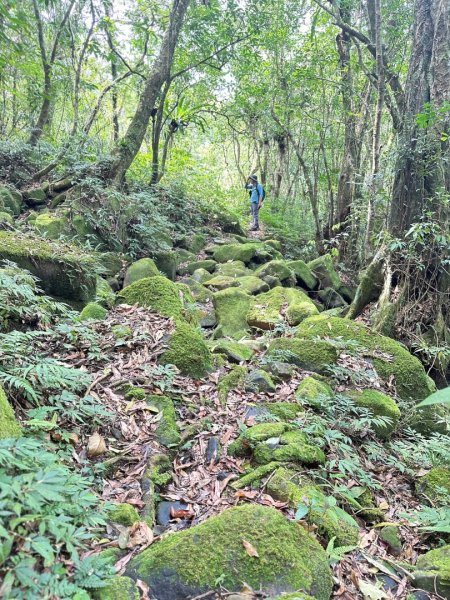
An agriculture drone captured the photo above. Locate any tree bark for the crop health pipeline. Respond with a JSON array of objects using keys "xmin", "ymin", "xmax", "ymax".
[{"xmin": 107, "ymin": 0, "xmax": 191, "ymax": 184}]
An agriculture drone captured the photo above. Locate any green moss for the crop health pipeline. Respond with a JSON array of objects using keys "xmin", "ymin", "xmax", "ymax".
[
  {"xmin": 188, "ymin": 233, "xmax": 207, "ymax": 253},
  {"xmin": 274, "ymin": 594, "xmax": 314, "ymax": 600},
  {"xmin": 0, "ymin": 185, "xmax": 22, "ymax": 215},
  {"xmin": 213, "ymin": 242, "xmax": 260, "ymax": 263},
  {"xmin": 254, "ymin": 440, "xmax": 325, "ymax": 466},
  {"xmin": 262, "ymin": 402, "xmax": 303, "ymax": 421},
  {"xmin": 32, "ymin": 213, "xmax": 67, "ymax": 239},
  {"xmin": 213, "ymin": 288, "xmax": 252, "ymax": 339},
  {"xmin": 218, "ymin": 365, "xmax": 247, "ymax": 404},
  {"xmin": 267, "ymin": 468, "xmax": 359, "ymax": 546},
  {"xmin": 215, "ymin": 261, "xmax": 250, "ymax": 278},
  {"xmin": 0, "ymin": 387, "xmax": 22, "ymax": 439},
  {"xmin": 96, "ymin": 277, "xmax": 116, "ymax": 308},
  {"xmin": 79, "ymin": 302, "xmax": 107, "ymax": 321},
  {"xmin": 0, "ymin": 211, "xmax": 13, "ymax": 224},
  {"xmin": 125, "ymin": 387, "xmax": 146, "ymax": 400},
  {"xmin": 280, "ymin": 430, "xmax": 309, "ymax": 444},
  {"xmin": 180, "ymin": 277, "xmax": 211, "ymax": 303},
  {"xmin": 236, "ymin": 275, "xmax": 269, "ymax": 295},
  {"xmin": 147, "ymin": 454, "xmax": 173, "ymax": 487},
  {"xmin": 307, "ymin": 254, "xmax": 341, "ymax": 289},
  {"xmin": 414, "ymin": 545, "xmax": 450, "ymax": 598},
  {"xmin": 287, "ymin": 260, "xmax": 318, "ymax": 290},
  {"xmin": 247, "ymin": 287, "xmax": 318, "ymax": 330},
  {"xmin": 123, "ymin": 258, "xmax": 159, "ymax": 287},
  {"xmin": 159, "ymin": 320, "xmax": 212, "ymax": 378},
  {"xmin": 212, "ymin": 340, "xmax": 253, "ymax": 363},
  {"xmin": 98, "ymin": 252, "xmax": 123, "ymax": 277},
  {"xmin": 266, "ymin": 338, "xmax": 338, "ymax": 374},
  {"xmin": 204, "ymin": 275, "xmax": 240, "ymax": 291},
  {"xmin": 108, "ymin": 503, "xmax": 140, "ymax": 526},
  {"xmin": 118, "ymin": 276, "xmax": 185, "ymax": 320},
  {"xmin": 255, "ymin": 260, "xmax": 294, "ymax": 282},
  {"xmin": 244, "ymin": 369, "xmax": 276, "ymax": 392},
  {"xmin": 232, "ymin": 462, "xmax": 280, "ymax": 489},
  {"xmin": 296, "ymin": 316, "xmax": 435, "ymax": 401},
  {"xmin": 265, "ymin": 239, "xmax": 282, "ymax": 252},
  {"xmin": 147, "ymin": 395, "xmax": 181, "ymax": 447},
  {"xmin": 296, "ymin": 376, "xmax": 334, "ymax": 408},
  {"xmin": 348, "ymin": 389, "xmax": 400, "ymax": 439},
  {"xmin": 176, "ymin": 248, "xmax": 196, "ymax": 264},
  {"xmin": 111, "ymin": 324, "xmax": 133, "ymax": 339},
  {"xmin": 151, "ymin": 250, "xmax": 177, "ymax": 280},
  {"xmin": 180, "ymin": 259, "xmax": 217, "ymax": 275},
  {"xmin": 379, "ymin": 526, "xmax": 402, "ymax": 554},
  {"xmin": 0, "ymin": 231, "xmax": 97, "ymax": 303},
  {"xmin": 416, "ymin": 467, "xmax": 450, "ymax": 504},
  {"xmin": 242, "ymin": 422, "xmax": 288, "ymax": 444},
  {"xmin": 95, "ymin": 576, "xmax": 140, "ymax": 600},
  {"xmin": 126, "ymin": 504, "xmax": 333, "ymax": 599}
]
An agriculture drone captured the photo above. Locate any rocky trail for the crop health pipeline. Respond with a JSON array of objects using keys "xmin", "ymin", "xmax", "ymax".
[{"xmin": 1, "ymin": 222, "xmax": 450, "ymax": 600}]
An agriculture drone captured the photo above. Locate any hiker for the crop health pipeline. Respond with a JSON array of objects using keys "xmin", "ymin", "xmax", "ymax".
[{"xmin": 245, "ymin": 174, "xmax": 265, "ymax": 231}]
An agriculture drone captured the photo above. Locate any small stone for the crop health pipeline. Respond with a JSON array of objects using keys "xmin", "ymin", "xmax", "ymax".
[
  {"xmin": 206, "ymin": 437, "xmax": 220, "ymax": 464},
  {"xmin": 262, "ymin": 361, "xmax": 295, "ymax": 381},
  {"xmin": 244, "ymin": 369, "xmax": 276, "ymax": 393},
  {"xmin": 379, "ymin": 526, "xmax": 402, "ymax": 555}
]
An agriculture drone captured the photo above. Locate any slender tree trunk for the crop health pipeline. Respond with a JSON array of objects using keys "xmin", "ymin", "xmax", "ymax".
[{"xmin": 107, "ymin": 0, "xmax": 190, "ymax": 184}]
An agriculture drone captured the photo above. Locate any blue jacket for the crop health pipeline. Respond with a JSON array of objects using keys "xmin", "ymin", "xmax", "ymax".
[{"xmin": 249, "ymin": 183, "xmax": 264, "ymax": 203}]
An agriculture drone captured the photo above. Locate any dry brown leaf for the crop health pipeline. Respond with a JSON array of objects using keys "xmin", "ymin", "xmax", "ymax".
[
  {"xmin": 170, "ymin": 507, "xmax": 194, "ymax": 519},
  {"xmin": 242, "ymin": 539, "xmax": 259, "ymax": 558},
  {"xmin": 127, "ymin": 522, "xmax": 154, "ymax": 548},
  {"xmin": 136, "ymin": 579, "xmax": 151, "ymax": 600},
  {"xmin": 87, "ymin": 432, "xmax": 107, "ymax": 457},
  {"xmin": 235, "ymin": 490, "xmax": 258, "ymax": 499}
]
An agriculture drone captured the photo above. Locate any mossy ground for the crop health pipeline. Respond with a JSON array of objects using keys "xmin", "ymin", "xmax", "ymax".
[
  {"xmin": 0, "ymin": 387, "xmax": 22, "ymax": 439},
  {"xmin": 267, "ymin": 338, "xmax": 338, "ymax": 373},
  {"xmin": 218, "ymin": 365, "xmax": 247, "ymax": 404},
  {"xmin": 147, "ymin": 394, "xmax": 181, "ymax": 447},
  {"xmin": 126, "ymin": 504, "xmax": 333, "ymax": 600}
]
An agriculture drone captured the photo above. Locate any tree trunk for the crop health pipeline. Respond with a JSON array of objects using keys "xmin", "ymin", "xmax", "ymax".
[{"xmin": 107, "ymin": 0, "xmax": 190, "ymax": 184}]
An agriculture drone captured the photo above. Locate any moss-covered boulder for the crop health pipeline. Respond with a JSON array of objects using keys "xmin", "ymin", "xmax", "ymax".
[
  {"xmin": 0, "ymin": 185, "xmax": 22, "ymax": 215},
  {"xmin": 255, "ymin": 260, "xmax": 294, "ymax": 283},
  {"xmin": 307, "ymin": 254, "xmax": 341, "ymax": 289},
  {"xmin": 267, "ymin": 468, "xmax": 359, "ymax": 546},
  {"xmin": 347, "ymin": 389, "xmax": 400, "ymax": 439},
  {"xmin": 296, "ymin": 316, "xmax": 435, "ymax": 402},
  {"xmin": 247, "ymin": 287, "xmax": 319, "ymax": 330},
  {"xmin": 416, "ymin": 467, "xmax": 450, "ymax": 504},
  {"xmin": 98, "ymin": 252, "xmax": 123, "ymax": 277},
  {"xmin": 96, "ymin": 277, "xmax": 116, "ymax": 308},
  {"xmin": 213, "ymin": 288, "xmax": 252, "ymax": 339},
  {"xmin": 159, "ymin": 320, "xmax": 212, "ymax": 378},
  {"xmin": 212, "ymin": 242, "xmax": 281, "ymax": 264},
  {"xmin": 79, "ymin": 302, "xmax": 107, "ymax": 321},
  {"xmin": 287, "ymin": 260, "xmax": 318, "ymax": 290},
  {"xmin": 253, "ymin": 437, "xmax": 325, "ymax": 467},
  {"xmin": 118, "ymin": 276, "xmax": 187, "ymax": 320},
  {"xmin": 211, "ymin": 340, "xmax": 253, "ymax": 363},
  {"xmin": 150, "ymin": 250, "xmax": 177, "ymax": 281},
  {"xmin": 318, "ymin": 287, "xmax": 347, "ymax": 309},
  {"xmin": 215, "ymin": 260, "xmax": 250, "ymax": 278},
  {"xmin": 179, "ymin": 259, "xmax": 217, "ymax": 275},
  {"xmin": 125, "ymin": 504, "xmax": 333, "ymax": 600},
  {"xmin": 266, "ymin": 338, "xmax": 338, "ymax": 374},
  {"xmin": 123, "ymin": 258, "xmax": 159, "ymax": 287},
  {"xmin": 296, "ymin": 376, "xmax": 334, "ymax": 407},
  {"xmin": 180, "ymin": 277, "xmax": 211, "ymax": 303},
  {"xmin": 0, "ymin": 231, "xmax": 97, "ymax": 304},
  {"xmin": 379, "ymin": 526, "xmax": 402, "ymax": 555},
  {"xmin": 236, "ymin": 275, "xmax": 269, "ymax": 295},
  {"xmin": 218, "ymin": 365, "xmax": 247, "ymax": 404},
  {"xmin": 259, "ymin": 402, "xmax": 303, "ymax": 421},
  {"xmin": 0, "ymin": 387, "xmax": 22, "ymax": 439},
  {"xmin": 414, "ymin": 545, "xmax": 450, "ymax": 598},
  {"xmin": 147, "ymin": 395, "xmax": 181, "ymax": 447},
  {"xmin": 108, "ymin": 503, "xmax": 140, "ymax": 526},
  {"xmin": 95, "ymin": 576, "xmax": 140, "ymax": 600},
  {"xmin": 32, "ymin": 213, "xmax": 67, "ymax": 239},
  {"xmin": 0, "ymin": 211, "xmax": 13, "ymax": 225},
  {"xmin": 203, "ymin": 275, "xmax": 240, "ymax": 291},
  {"xmin": 244, "ymin": 369, "xmax": 276, "ymax": 392}
]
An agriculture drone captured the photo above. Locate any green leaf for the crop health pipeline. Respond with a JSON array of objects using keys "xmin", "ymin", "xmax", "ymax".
[
  {"xmin": 0, "ymin": 537, "xmax": 13, "ymax": 565},
  {"xmin": 295, "ymin": 503, "xmax": 310, "ymax": 520},
  {"xmin": 416, "ymin": 386, "xmax": 450, "ymax": 407}
]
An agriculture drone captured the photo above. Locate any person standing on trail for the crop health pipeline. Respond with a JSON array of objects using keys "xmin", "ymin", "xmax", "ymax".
[{"xmin": 245, "ymin": 174, "xmax": 265, "ymax": 231}]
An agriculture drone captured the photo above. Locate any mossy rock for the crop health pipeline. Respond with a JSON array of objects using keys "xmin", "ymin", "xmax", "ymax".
[
  {"xmin": 307, "ymin": 254, "xmax": 341, "ymax": 289},
  {"xmin": 98, "ymin": 252, "xmax": 123, "ymax": 277},
  {"xmin": 212, "ymin": 242, "xmax": 259, "ymax": 263},
  {"xmin": 211, "ymin": 206, "xmax": 245, "ymax": 236},
  {"xmin": 147, "ymin": 395, "xmax": 181, "ymax": 447},
  {"xmin": 348, "ymin": 389, "xmax": 400, "ymax": 439},
  {"xmin": 261, "ymin": 402, "xmax": 303, "ymax": 421},
  {"xmin": 215, "ymin": 260, "xmax": 250, "ymax": 278},
  {"xmin": 317, "ymin": 287, "xmax": 347, "ymax": 309},
  {"xmin": 203, "ymin": 275, "xmax": 240, "ymax": 291},
  {"xmin": 379, "ymin": 526, "xmax": 402, "ymax": 555},
  {"xmin": 296, "ymin": 316, "xmax": 435, "ymax": 402},
  {"xmin": 187, "ymin": 233, "xmax": 207, "ymax": 253},
  {"xmin": 191, "ymin": 268, "xmax": 213, "ymax": 283},
  {"xmin": 414, "ymin": 545, "xmax": 450, "ymax": 598},
  {"xmin": 0, "ymin": 185, "xmax": 22, "ymax": 215},
  {"xmin": 267, "ymin": 468, "xmax": 359, "ymax": 546},
  {"xmin": 32, "ymin": 213, "xmax": 67, "ymax": 239},
  {"xmin": 254, "ymin": 439, "xmax": 325, "ymax": 467},
  {"xmin": 159, "ymin": 320, "xmax": 212, "ymax": 378},
  {"xmin": 244, "ymin": 369, "xmax": 276, "ymax": 393},
  {"xmin": 176, "ymin": 248, "xmax": 196, "ymax": 264},
  {"xmin": 416, "ymin": 467, "xmax": 450, "ymax": 504},
  {"xmin": 296, "ymin": 376, "xmax": 334, "ymax": 408},
  {"xmin": 179, "ymin": 259, "xmax": 217, "ymax": 275},
  {"xmin": 125, "ymin": 504, "xmax": 333, "ymax": 600},
  {"xmin": 96, "ymin": 277, "xmax": 116, "ymax": 308},
  {"xmin": 123, "ymin": 258, "xmax": 159, "ymax": 287},
  {"xmin": 236, "ymin": 275, "xmax": 270, "ymax": 295},
  {"xmin": 94, "ymin": 576, "xmax": 140, "ymax": 600},
  {"xmin": 0, "ymin": 211, "xmax": 14, "ymax": 225},
  {"xmin": 0, "ymin": 231, "xmax": 97, "ymax": 304},
  {"xmin": 265, "ymin": 239, "xmax": 282, "ymax": 252},
  {"xmin": 232, "ymin": 462, "xmax": 281, "ymax": 489},
  {"xmin": 247, "ymin": 287, "xmax": 318, "ymax": 331},
  {"xmin": 213, "ymin": 288, "xmax": 252, "ymax": 339},
  {"xmin": 255, "ymin": 260, "xmax": 294, "ymax": 283},
  {"xmin": 118, "ymin": 276, "xmax": 186, "ymax": 320},
  {"xmin": 108, "ymin": 503, "xmax": 140, "ymax": 526},
  {"xmin": 266, "ymin": 338, "xmax": 338, "ymax": 374},
  {"xmin": 407, "ymin": 403, "xmax": 448, "ymax": 436},
  {"xmin": 79, "ymin": 302, "xmax": 108, "ymax": 321},
  {"xmin": 148, "ymin": 250, "xmax": 176, "ymax": 281},
  {"xmin": 0, "ymin": 387, "xmax": 22, "ymax": 439},
  {"xmin": 211, "ymin": 340, "xmax": 253, "ymax": 363},
  {"xmin": 218, "ymin": 365, "xmax": 247, "ymax": 404},
  {"xmin": 287, "ymin": 260, "xmax": 318, "ymax": 290},
  {"xmin": 180, "ymin": 277, "xmax": 211, "ymax": 303}
]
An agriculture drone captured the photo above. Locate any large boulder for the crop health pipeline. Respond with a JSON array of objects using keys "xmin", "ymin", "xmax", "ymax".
[
  {"xmin": 125, "ymin": 505, "xmax": 333, "ymax": 600},
  {"xmin": 416, "ymin": 467, "xmax": 450, "ymax": 504},
  {"xmin": 348, "ymin": 389, "xmax": 400, "ymax": 439},
  {"xmin": 215, "ymin": 260, "xmax": 251, "ymax": 278},
  {"xmin": 178, "ymin": 259, "xmax": 217, "ymax": 275},
  {"xmin": 151, "ymin": 250, "xmax": 178, "ymax": 280},
  {"xmin": 213, "ymin": 288, "xmax": 252, "ymax": 339},
  {"xmin": 123, "ymin": 258, "xmax": 159, "ymax": 287},
  {"xmin": 0, "ymin": 231, "xmax": 97, "ymax": 304},
  {"xmin": 287, "ymin": 260, "xmax": 318, "ymax": 290},
  {"xmin": 213, "ymin": 242, "xmax": 281, "ymax": 264},
  {"xmin": 266, "ymin": 338, "xmax": 338, "ymax": 374},
  {"xmin": 117, "ymin": 276, "xmax": 190, "ymax": 321},
  {"xmin": 236, "ymin": 275, "xmax": 270, "ymax": 295},
  {"xmin": 414, "ymin": 545, "xmax": 450, "ymax": 598},
  {"xmin": 159, "ymin": 320, "xmax": 212, "ymax": 378},
  {"xmin": 296, "ymin": 316, "xmax": 435, "ymax": 402},
  {"xmin": 0, "ymin": 387, "xmax": 22, "ymax": 439},
  {"xmin": 307, "ymin": 254, "xmax": 341, "ymax": 289},
  {"xmin": 254, "ymin": 260, "xmax": 295, "ymax": 284},
  {"xmin": 247, "ymin": 287, "xmax": 319, "ymax": 330}
]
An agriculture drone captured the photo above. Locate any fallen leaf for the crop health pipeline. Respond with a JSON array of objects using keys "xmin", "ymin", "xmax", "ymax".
[
  {"xmin": 127, "ymin": 522, "xmax": 154, "ymax": 548},
  {"xmin": 235, "ymin": 490, "xmax": 258, "ymax": 499},
  {"xmin": 242, "ymin": 539, "xmax": 259, "ymax": 558},
  {"xmin": 170, "ymin": 507, "xmax": 194, "ymax": 519},
  {"xmin": 136, "ymin": 579, "xmax": 150, "ymax": 600},
  {"xmin": 378, "ymin": 500, "xmax": 389, "ymax": 511},
  {"xmin": 87, "ymin": 432, "xmax": 106, "ymax": 457},
  {"xmin": 358, "ymin": 580, "xmax": 387, "ymax": 599}
]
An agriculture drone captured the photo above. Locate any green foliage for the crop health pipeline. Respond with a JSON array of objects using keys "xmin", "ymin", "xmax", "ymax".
[
  {"xmin": 417, "ymin": 386, "xmax": 450, "ymax": 408},
  {"xmin": 0, "ymin": 437, "xmax": 113, "ymax": 599}
]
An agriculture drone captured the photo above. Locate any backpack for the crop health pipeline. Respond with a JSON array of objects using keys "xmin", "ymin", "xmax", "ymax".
[{"xmin": 248, "ymin": 183, "xmax": 266, "ymax": 201}]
